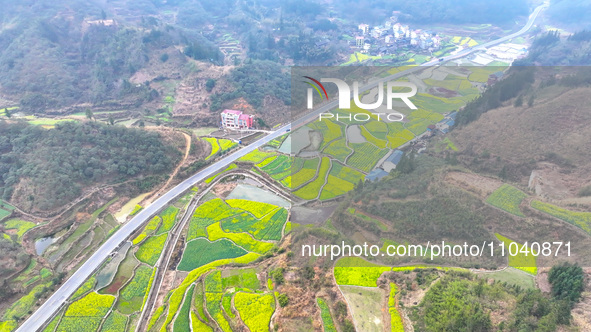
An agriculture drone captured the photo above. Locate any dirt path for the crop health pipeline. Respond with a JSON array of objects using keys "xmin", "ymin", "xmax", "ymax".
[{"xmin": 145, "ymin": 132, "xmax": 192, "ymax": 205}]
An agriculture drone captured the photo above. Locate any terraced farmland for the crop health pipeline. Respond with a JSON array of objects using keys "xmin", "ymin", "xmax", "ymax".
[
  {"xmin": 495, "ymin": 233, "xmax": 537, "ymax": 275},
  {"xmin": 291, "ymin": 158, "xmax": 320, "ymax": 189},
  {"xmin": 323, "ymin": 138, "xmax": 352, "ymax": 162},
  {"xmin": 320, "ymin": 162, "xmax": 364, "ymax": 200},
  {"xmin": 531, "ymin": 200, "xmax": 591, "ymax": 234},
  {"xmin": 177, "ymin": 239, "xmax": 248, "ymax": 271},
  {"xmin": 347, "ymin": 143, "xmax": 388, "ymax": 173},
  {"xmin": 486, "ymin": 184, "xmax": 527, "ymax": 217},
  {"xmin": 293, "ymin": 157, "xmax": 331, "ymax": 200},
  {"xmin": 308, "ymin": 118, "xmax": 343, "ymax": 148}
]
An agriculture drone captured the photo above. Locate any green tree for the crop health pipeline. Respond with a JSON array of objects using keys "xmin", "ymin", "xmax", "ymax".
[
  {"xmin": 108, "ymin": 116, "xmax": 114, "ymax": 125},
  {"xmin": 278, "ymin": 293, "xmax": 289, "ymax": 307},
  {"xmin": 85, "ymin": 108, "xmax": 93, "ymax": 121},
  {"xmin": 205, "ymin": 79, "xmax": 216, "ymax": 92},
  {"xmin": 4, "ymin": 108, "xmax": 11, "ymax": 118}
]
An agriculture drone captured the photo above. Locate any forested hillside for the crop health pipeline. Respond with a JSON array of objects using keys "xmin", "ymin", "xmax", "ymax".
[{"xmin": 0, "ymin": 121, "xmax": 180, "ymax": 211}]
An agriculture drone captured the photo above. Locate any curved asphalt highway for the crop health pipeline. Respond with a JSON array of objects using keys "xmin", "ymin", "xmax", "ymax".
[{"xmin": 17, "ymin": 3, "xmax": 547, "ymax": 331}]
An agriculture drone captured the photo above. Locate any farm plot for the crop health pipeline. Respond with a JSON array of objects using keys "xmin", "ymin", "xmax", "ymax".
[
  {"xmin": 156, "ymin": 253, "xmax": 261, "ymax": 330},
  {"xmin": 260, "ymin": 155, "xmax": 292, "ymax": 180},
  {"xmin": 386, "ymin": 122, "xmax": 415, "ymax": 149},
  {"xmin": 72, "ymin": 277, "xmax": 96, "ymax": 300},
  {"xmin": 308, "ymin": 118, "xmax": 343, "ymax": 148},
  {"xmin": 486, "ymin": 184, "xmax": 527, "ymax": 217},
  {"xmin": 495, "ymin": 233, "xmax": 537, "ymax": 275},
  {"xmin": 100, "ymin": 249, "xmax": 138, "ymax": 295},
  {"xmin": 320, "ymin": 162, "xmax": 365, "ymax": 200},
  {"xmin": 323, "ymin": 138, "xmax": 352, "ymax": 162},
  {"xmin": 317, "ymin": 298, "xmax": 337, "ymax": 332},
  {"xmin": 234, "ymin": 293, "xmax": 275, "ymax": 332},
  {"xmin": 266, "ymin": 133, "xmax": 289, "ymax": 149},
  {"xmin": 3, "ymin": 219, "xmax": 36, "ymax": 242},
  {"xmin": 101, "ymin": 311, "xmax": 128, "ymax": 332},
  {"xmin": 205, "ymin": 293, "xmax": 233, "ymax": 332},
  {"xmin": 238, "ymin": 149, "xmax": 277, "ymax": 164},
  {"xmin": 363, "ymin": 121, "xmax": 388, "ymax": 140},
  {"xmin": 177, "ymin": 239, "xmax": 248, "ymax": 271},
  {"xmin": 222, "ymin": 268, "xmax": 261, "ymax": 290},
  {"xmin": 221, "ymin": 207, "xmax": 288, "ymax": 241},
  {"xmin": 360, "ymin": 126, "xmax": 387, "ymax": 148},
  {"xmin": 347, "ymin": 143, "xmax": 388, "ymax": 173},
  {"xmin": 226, "ymin": 199, "xmax": 277, "ymax": 219},
  {"xmin": 339, "ymin": 286, "xmax": 385, "ymax": 332},
  {"xmin": 0, "ymin": 200, "xmax": 14, "ymax": 221},
  {"xmin": 207, "ymin": 223, "xmax": 274, "ymax": 254},
  {"xmin": 531, "ymin": 200, "xmax": 591, "ymax": 234},
  {"xmin": 135, "ymin": 233, "xmax": 167, "ymax": 266},
  {"xmin": 187, "ymin": 199, "xmax": 242, "ymax": 241},
  {"xmin": 293, "ymin": 157, "xmax": 331, "ymax": 200},
  {"xmin": 404, "ymin": 109, "xmax": 445, "ymax": 135},
  {"xmin": 64, "ymin": 292, "xmax": 115, "ymax": 317},
  {"xmin": 55, "ymin": 317, "xmax": 103, "ymax": 332},
  {"xmin": 388, "ymin": 283, "xmax": 404, "ymax": 332},
  {"xmin": 204, "ymin": 138, "xmax": 237, "ymax": 160},
  {"xmin": 116, "ymin": 264, "xmax": 153, "ymax": 314},
  {"xmin": 132, "ymin": 216, "xmax": 161, "ymax": 245},
  {"xmin": 172, "ymin": 284, "xmax": 195, "ymax": 332},
  {"xmin": 156, "ymin": 206, "xmax": 179, "ymax": 235},
  {"xmin": 291, "ymin": 158, "xmax": 320, "ymax": 189},
  {"xmin": 334, "ymin": 257, "xmax": 391, "ymax": 287}
]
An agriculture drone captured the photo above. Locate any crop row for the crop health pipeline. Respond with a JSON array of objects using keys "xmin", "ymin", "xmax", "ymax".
[{"xmin": 347, "ymin": 143, "xmax": 388, "ymax": 173}]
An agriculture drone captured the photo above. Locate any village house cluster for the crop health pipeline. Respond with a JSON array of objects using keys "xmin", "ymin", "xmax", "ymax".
[{"xmin": 353, "ymin": 13, "xmax": 442, "ymax": 56}]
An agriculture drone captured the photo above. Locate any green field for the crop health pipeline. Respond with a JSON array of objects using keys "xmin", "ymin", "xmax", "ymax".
[
  {"xmin": 293, "ymin": 157, "xmax": 331, "ymax": 200},
  {"xmin": 320, "ymin": 162, "xmax": 364, "ymax": 201},
  {"xmin": 317, "ymin": 298, "xmax": 337, "ymax": 332},
  {"xmin": 334, "ymin": 258, "xmax": 391, "ymax": 287},
  {"xmin": 531, "ymin": 200, "xmax": 591, "ymax": 234},
  {"xmin": 172, "ymin": 284, "xmax": 195, "ymax": 332},
  {"xmin": 323, "ymin": 138, "xmax": 352, "ymax": 162},
  {"xmin": 477, "ymin": 267, "xmax": 535, "ymax": 290},
  {"xmin": 388, "ymin": 283, "xmax": 404, "ymax": 332},
  {"xmin": 156, "ymin": 206, "xmax": 179, "ymax": 235},
  {"xmin": 234, "ymin": 292, "xmax": 275, "ymax": 332},
  {"xmin": 132, "ymin": 216, "xmax": 161, "ymax": 245},
  {"xmin": 291, "ymin": 158, "xmax": 320, "ymax": 189},
  {"xmin": 178, "ymin": 239, "xmax": 248, "ymax": 271},
  {"xmin": 347, "ymin": 143, "xmax": 388, "ymax": 173},
  {"xmin": 486, "ymin": 184, "xmax": 527, "ymax": 217},
  {"xmin": 308, "ymin": 119, "xmax": 343, "ymax": 148},
  {"xmin": 135, "ymin": 233, "xmax": 167, "ymax": 266},
  {"xmin": 3, "ymin": 219, "xmax": 36, "ymax": 241},
  {"xmin": 238, "ymin": 149, "xmax": 277, "ymax": 163},
  {"xmin": 65, "ymin": 292, "xmax": 115, "ymax": 317},
  {"xmin": 101, "ymin": 311, "xmax": 128, "ymax": 332},
  {"xmin": 495, "ymin": 233, "xmax": 537, "ymax": 275},
  {"xmin": 117, "ymin": 265, "xmax": 153, "ymax": 314}
]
